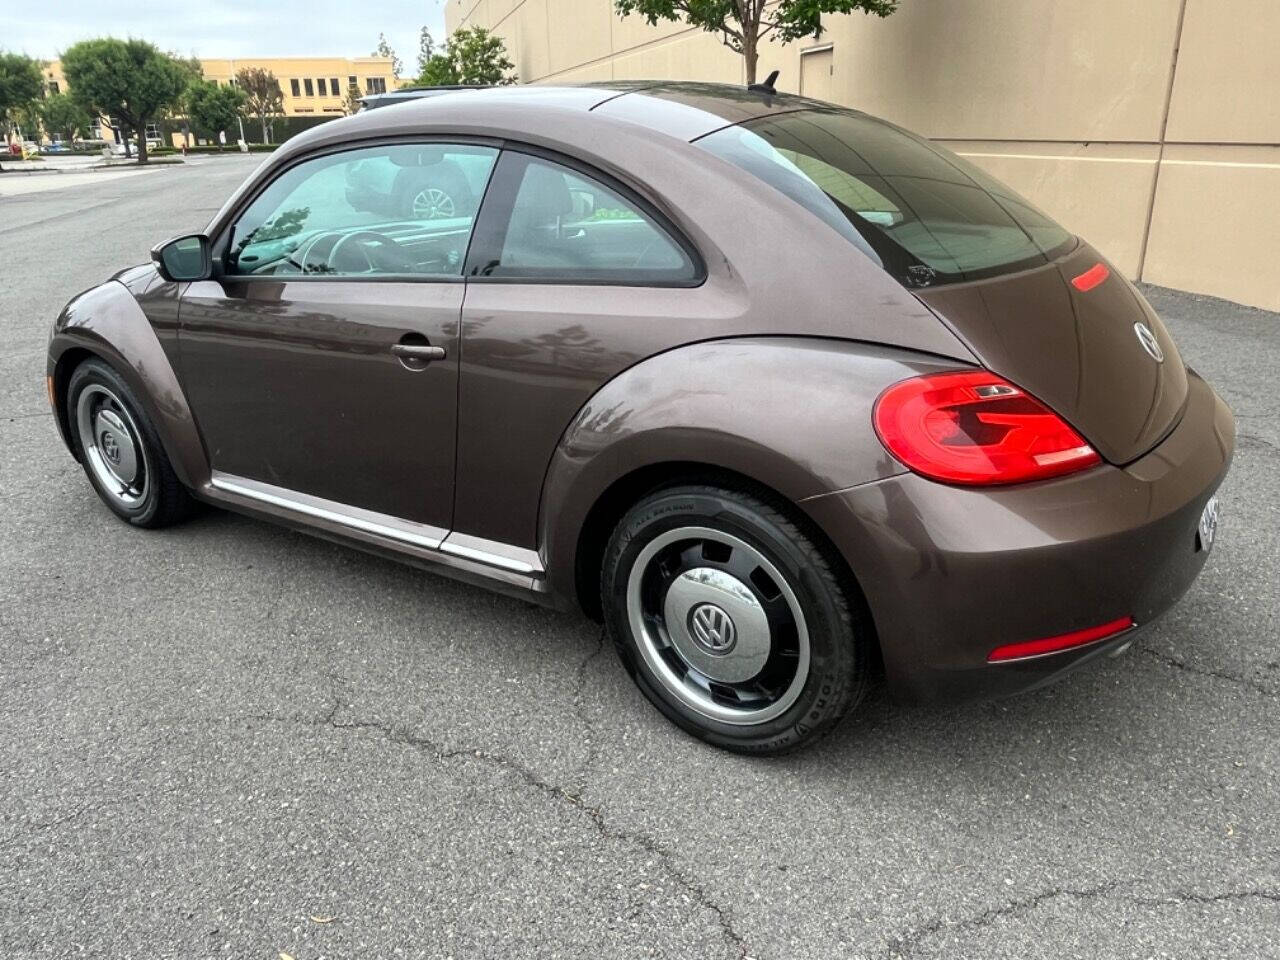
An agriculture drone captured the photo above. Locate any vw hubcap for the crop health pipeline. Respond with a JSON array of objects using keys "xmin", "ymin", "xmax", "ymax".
[
  {"xmin": 627, "ymin": 527, "xmax": 810, "ymax": 726},
  {"xmin": 75, "ymin": 384, "xmax": 150, "ymax": 509}
]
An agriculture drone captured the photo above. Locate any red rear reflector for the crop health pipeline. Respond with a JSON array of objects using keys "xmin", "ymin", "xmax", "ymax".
[
  {"xmin": 1071, "ymin": 262, "xmax": 1110, "ymax": 292},
  {"xmin": 988, "ymin": 616, "xmax": 1135, "ymax": 662},
  {"xmin": 872, "ymin": 371, "xmax": 1101, "ymax": 485}
]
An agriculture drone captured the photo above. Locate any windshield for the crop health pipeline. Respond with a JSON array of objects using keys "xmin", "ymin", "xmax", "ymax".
[{"xmin": 696, "ymin": 109, "xmax": 1074, "ymax": 288}]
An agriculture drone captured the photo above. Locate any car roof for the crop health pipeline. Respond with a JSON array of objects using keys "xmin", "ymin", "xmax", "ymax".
[{"xmin": 347, "ymin": 81, "xmax": 836, "ymax": 142}]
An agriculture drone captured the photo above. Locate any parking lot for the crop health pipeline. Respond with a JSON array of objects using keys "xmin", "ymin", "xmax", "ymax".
[{"xmin": 2, "ymin": 155, "xmax": 1278, "ymax": 959}]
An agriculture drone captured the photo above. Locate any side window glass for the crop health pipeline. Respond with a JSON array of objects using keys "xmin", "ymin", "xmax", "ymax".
[
  {"xmin": 488, "ymin": 156, "xmax": 696, "ymax": 283},
  {"xmin": 227, "ymin": 143, "xmax": 498, "ymax": 278}
]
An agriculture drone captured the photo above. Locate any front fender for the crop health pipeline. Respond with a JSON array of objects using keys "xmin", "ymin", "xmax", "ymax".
[
  {"xmin": 537, "ymin": 336, "xmax": 967, "ymax": 603},
  {"xmin": 47, "ymin": 278, "xmax": 209, "ymax": 490}
]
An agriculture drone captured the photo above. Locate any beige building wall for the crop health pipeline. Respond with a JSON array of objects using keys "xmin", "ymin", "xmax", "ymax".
[{"xmin": 447, "ymin": 0, "xmax": 1280, "ymax": 311}]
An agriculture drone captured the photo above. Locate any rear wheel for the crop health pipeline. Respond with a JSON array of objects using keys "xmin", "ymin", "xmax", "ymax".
[
  {"xmin": 602, "ymin": 484, "xmax": 869, "ymax": 754},
  {"xmin": 67, "ymin": 359, "xmax": 194, "ymax": 528}
]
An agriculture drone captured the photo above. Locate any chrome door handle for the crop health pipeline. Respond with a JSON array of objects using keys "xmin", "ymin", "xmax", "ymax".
[{"xmin": 390, "ymin": 343, "xmax": 446, "ymax": 361}]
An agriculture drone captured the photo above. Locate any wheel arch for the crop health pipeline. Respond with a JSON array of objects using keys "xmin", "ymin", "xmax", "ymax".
[
  {"xmin": 47, "ymin": 280, "xmax": 209, "ymax": 490},
  {"xmin": 535, "ymin": 336, "xmax": 961, "ymax": 625}
]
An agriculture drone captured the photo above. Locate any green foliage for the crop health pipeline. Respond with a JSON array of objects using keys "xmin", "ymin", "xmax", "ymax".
[
  {"xmin": 40, "ymin": 92, "xmax": 91, "ymax": 141},
  {"xmin": 0, "ymin": 51, "xmax": 44, "ymax": 160},
  {"xmin": 185, "ymin": 80, "xmax": 246, "ymax": 142},
  {"xmin": 234, "ymin": 67, "xmax": 284, "ymax": 143},
  {"xmin": 418, "ymin": 54, "xmax": 459, "ymax": 87},
  {"xmin": 414, "ymin": 27, "xmax": 517, "ymax": 87},
  {"xmin": 61, "ymin": 39, "xmax": 188, "ymax": 161},
  {"xmin": 416, "ymin": 27, "xmax": 437, "ymax": 75},
  {"xmin": 341, "ymin": 82, "xmax": 363, "ymax": 115},
  {"xmin": 613, "ymin": 0, "xmax": 898, "ymax": 82},
  {"xmin": 373, "ymin": 32, "xmax": 403, "ymax": 79}
]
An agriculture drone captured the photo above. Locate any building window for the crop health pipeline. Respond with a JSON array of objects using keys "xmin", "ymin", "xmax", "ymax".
[
  {"xmin": 47, "ymin": 80, "xmax": 60, "ymax": 95},
  {"xmin": 145, "ymin": 123, "xmax": 160, "ymax": 140},
  {"xmin": 304, "ymin": 78, "xmax": 314, "ymax": 97},
  {"xmin": 348, "ymin": 75, "xmax": 357, "ymax": 89},
  {"xmin": 330, "ymin": 77, "xmax": 340, "ymax": 96},
  {"xmin": 316, "ymin": 78, "xmax": 327, "ymax": 96},
  {"xmin": 366, "ymin": 77, "xmax": 386, "ymax": 95},
  {"xmin": 290, "ymin": 78, "xmax": 301, "ymax": 97}
]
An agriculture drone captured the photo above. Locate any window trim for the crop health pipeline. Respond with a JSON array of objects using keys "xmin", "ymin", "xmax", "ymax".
[
  {"xmin": 210, "ymin": 135, "xmax": 504, "ymax": 285},
  {"xmin": 462, "ymin": 144, "xmax": 706, "ymax": 289}
]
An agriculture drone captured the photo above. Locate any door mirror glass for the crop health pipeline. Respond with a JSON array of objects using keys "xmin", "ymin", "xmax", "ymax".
[{"xmin": 152, "ymin": 234, "xmax": 210, "ymax": 282}]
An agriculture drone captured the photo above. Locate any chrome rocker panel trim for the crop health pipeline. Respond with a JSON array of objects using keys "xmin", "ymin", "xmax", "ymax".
[{"xmin": 206, "ymin": 471, "xmax": 548, "ymax": 595}]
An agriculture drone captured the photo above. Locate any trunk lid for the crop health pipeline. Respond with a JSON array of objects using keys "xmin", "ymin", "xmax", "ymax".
[{"xmin": 916, "ymin": 242, "xmax": 1188, "ymax": 465}]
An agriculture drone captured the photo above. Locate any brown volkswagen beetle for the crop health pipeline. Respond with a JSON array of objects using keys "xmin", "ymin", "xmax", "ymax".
[{"xmin": 46, "ymin": 82, "xmax": 1233, "ymax": 753}]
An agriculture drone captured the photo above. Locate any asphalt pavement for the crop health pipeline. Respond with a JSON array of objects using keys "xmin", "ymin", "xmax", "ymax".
[{"xmin": 1, "ymin": 155, "xmax": 1277, "ymax": 959}]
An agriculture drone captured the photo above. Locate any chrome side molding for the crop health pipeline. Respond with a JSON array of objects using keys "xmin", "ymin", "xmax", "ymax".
[{"xmin": 208, "ymin": 471, "xmax": 544, "ymax": 576}]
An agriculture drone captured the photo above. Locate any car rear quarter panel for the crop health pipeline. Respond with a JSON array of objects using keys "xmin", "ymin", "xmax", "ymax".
[
  {"xmin": 48, "ymin": 274, "xmax": 209, "ymax": 490},
  {"xmin": 538, "ymin": 337, "xmax": 966, "ymax": 604}
]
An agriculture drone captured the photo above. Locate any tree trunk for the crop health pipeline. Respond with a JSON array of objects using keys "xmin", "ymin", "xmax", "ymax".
[
  {"xmin": 122, "ymin": 129, "xmax": 133, "ymax": 159},
  {"xmin": 260, "ymin": 116, "xmax": 268, "ymax": 144},
  {"xmin": 743, "ymin": 34, "xmax": 759, "ymax": 85},
  {"xmin": 136, "ymin": 126, "xmax": 149, "ymax": 164}
]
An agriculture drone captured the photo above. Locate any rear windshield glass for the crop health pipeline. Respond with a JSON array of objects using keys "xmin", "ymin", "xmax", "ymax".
[{"xmin": 696, "ymin": 109, "xmax": 1074, "ymax": 288}]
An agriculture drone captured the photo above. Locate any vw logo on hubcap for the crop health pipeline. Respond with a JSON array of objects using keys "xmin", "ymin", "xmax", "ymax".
[
  {"xmin": 1134, "ymin": 322, "xmax": 1165, "ymax": 363},
  {"xmin": 688, "ymin": 603, "xmax": 737, "ymax": 655},
  {"xmin": 101, "ymin": 432, "xmax": 121, "ymax": 464}
]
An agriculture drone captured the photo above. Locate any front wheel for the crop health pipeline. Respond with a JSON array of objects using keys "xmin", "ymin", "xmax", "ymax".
[
  {"xmin": 602, "ymin": 485, "xmax": 870, "ymax": 754},
  {"xmin": 66, "ymin": 358, "xmax": 195, "ymax": 528}
]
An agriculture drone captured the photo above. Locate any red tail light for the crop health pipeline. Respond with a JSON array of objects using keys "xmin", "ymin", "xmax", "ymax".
[
  {"xmin": 988, "ymin": 616, "xmax": 1135, "ymax": 662},
  {"xmin": 873, "ymin": 371, "xmax": 1101, "ymax": 485}
]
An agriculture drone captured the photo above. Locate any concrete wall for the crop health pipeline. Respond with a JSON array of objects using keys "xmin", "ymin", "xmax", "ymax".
[{"xmin": 447, "ymin": 0, "xmax": 1280, "ymax": 311}]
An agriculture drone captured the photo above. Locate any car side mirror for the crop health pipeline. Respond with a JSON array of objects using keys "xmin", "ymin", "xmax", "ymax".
[{"xmin": 151, "ymin": 234, "xmax": 211, "ymax": 282}]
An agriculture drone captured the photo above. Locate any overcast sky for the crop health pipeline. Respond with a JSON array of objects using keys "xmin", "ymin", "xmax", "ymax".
[{"xmin": 8, "ymin": 0, "xmax": 448, "ymax": 71}]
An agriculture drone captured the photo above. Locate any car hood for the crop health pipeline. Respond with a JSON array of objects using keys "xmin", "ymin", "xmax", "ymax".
[{"xmin": 916, "ymin": 241, "xmax": 1188, "ymax": 465}]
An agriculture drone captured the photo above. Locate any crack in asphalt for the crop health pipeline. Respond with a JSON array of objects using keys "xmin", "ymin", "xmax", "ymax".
[
  {"xmin": 1138, "ymin": 645, "xmax": 1277, "ymax": 698},
  {"xmin": 884, "ymin": 882, "xmax": 1280, "ymax": 957},
  {"xmin": 885, "ymin": 883, "xmax": 1120, "ymax": 958},
  {"xmin": 566, "ymin": 629, "xmax": 607, "ymax": 801},
  {"xmin": 245, "ymin": 693, "xmax": 751, "ymax": 960},
  {"xmin": 0, "ymin": 782, "xmax": 183, "ymax": 850}
]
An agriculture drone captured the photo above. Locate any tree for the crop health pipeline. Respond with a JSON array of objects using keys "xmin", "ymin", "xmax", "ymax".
[
  {"xmin": 235, "ymin": 67, "xmax": 284, "ymax": 144},
  {"xmin": 40, "ymin": 92, "xmax": 91, "ymax": 142},
  {"xmin": 416, "ymin": 27, "xmax": 437, "ymax": 76},
  {"xmin": 61, "ymin": 39, "xmax": 189, "ymax": 162},
  {"xmin": 341, "ymin": 82, "xmax": 363, "ymax": 116},
  {"xmin": 0, "ymin": 52, "xmax": 43, "ymax": 169},
  {"xmin": 415, "ymin": 27, "xmax": 517, "ymax": 87},
  {"xmin": 185, "ymin": 80, "xmax": 246, "ymax": 148},
  {"xmin": 614, "ymin": 0, "xmax": 898, "ymax": 84},
  {"xmin": 373, "ymin": 32, "xmax": 403, "ymax": 79}
]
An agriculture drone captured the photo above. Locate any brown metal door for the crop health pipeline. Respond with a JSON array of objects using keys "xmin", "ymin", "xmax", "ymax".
[{"xmin": 178, "ymin": 278, "xmax": 462, "ymax": 527}]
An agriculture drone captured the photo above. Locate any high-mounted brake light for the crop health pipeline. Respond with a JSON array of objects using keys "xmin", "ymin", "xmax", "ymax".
[
  {"xmin": 1071, "ymin": 262, "xmax": 1110, "ymax": 292},
  {"xmin": 987, "ymin": 616, "xmax": 1135, "ymax": 662},
  {"xmin": 873, "ymin": 371, "xmax": 1101, "ymax": 485}
]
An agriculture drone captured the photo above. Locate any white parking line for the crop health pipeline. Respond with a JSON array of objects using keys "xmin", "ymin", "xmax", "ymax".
[{"xmin": 0, "ymin": 167, "xmax": 163, "ymax": 198}]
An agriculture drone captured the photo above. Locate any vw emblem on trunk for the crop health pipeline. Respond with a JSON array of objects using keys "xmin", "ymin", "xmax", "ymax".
[
  {"xmin": 689, "ymin": 603, "xmax": 737, "ymax": 655},
  {"xmin": 1134, "ymin": 322, "xmax": 1164, "ymax": 363}
]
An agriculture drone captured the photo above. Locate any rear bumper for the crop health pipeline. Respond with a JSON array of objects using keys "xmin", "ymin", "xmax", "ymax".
[{"xmin": 802, "ymin": 369, "xmax": 1234, "ymax": 702}]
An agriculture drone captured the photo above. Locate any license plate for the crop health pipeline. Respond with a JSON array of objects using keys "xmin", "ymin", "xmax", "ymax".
[{"xmin": 1198, "ymin": 495, "xmax": 1220, "ymax": 553}]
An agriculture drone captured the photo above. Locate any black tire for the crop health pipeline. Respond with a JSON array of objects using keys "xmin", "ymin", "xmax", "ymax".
[
  {"xmin": 66, "ymin": 358, "xmax": 195, "ymax": 528},
  {"xmin": 601, "ymin": 484, "xmax": 869, "ymax": 754}
]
